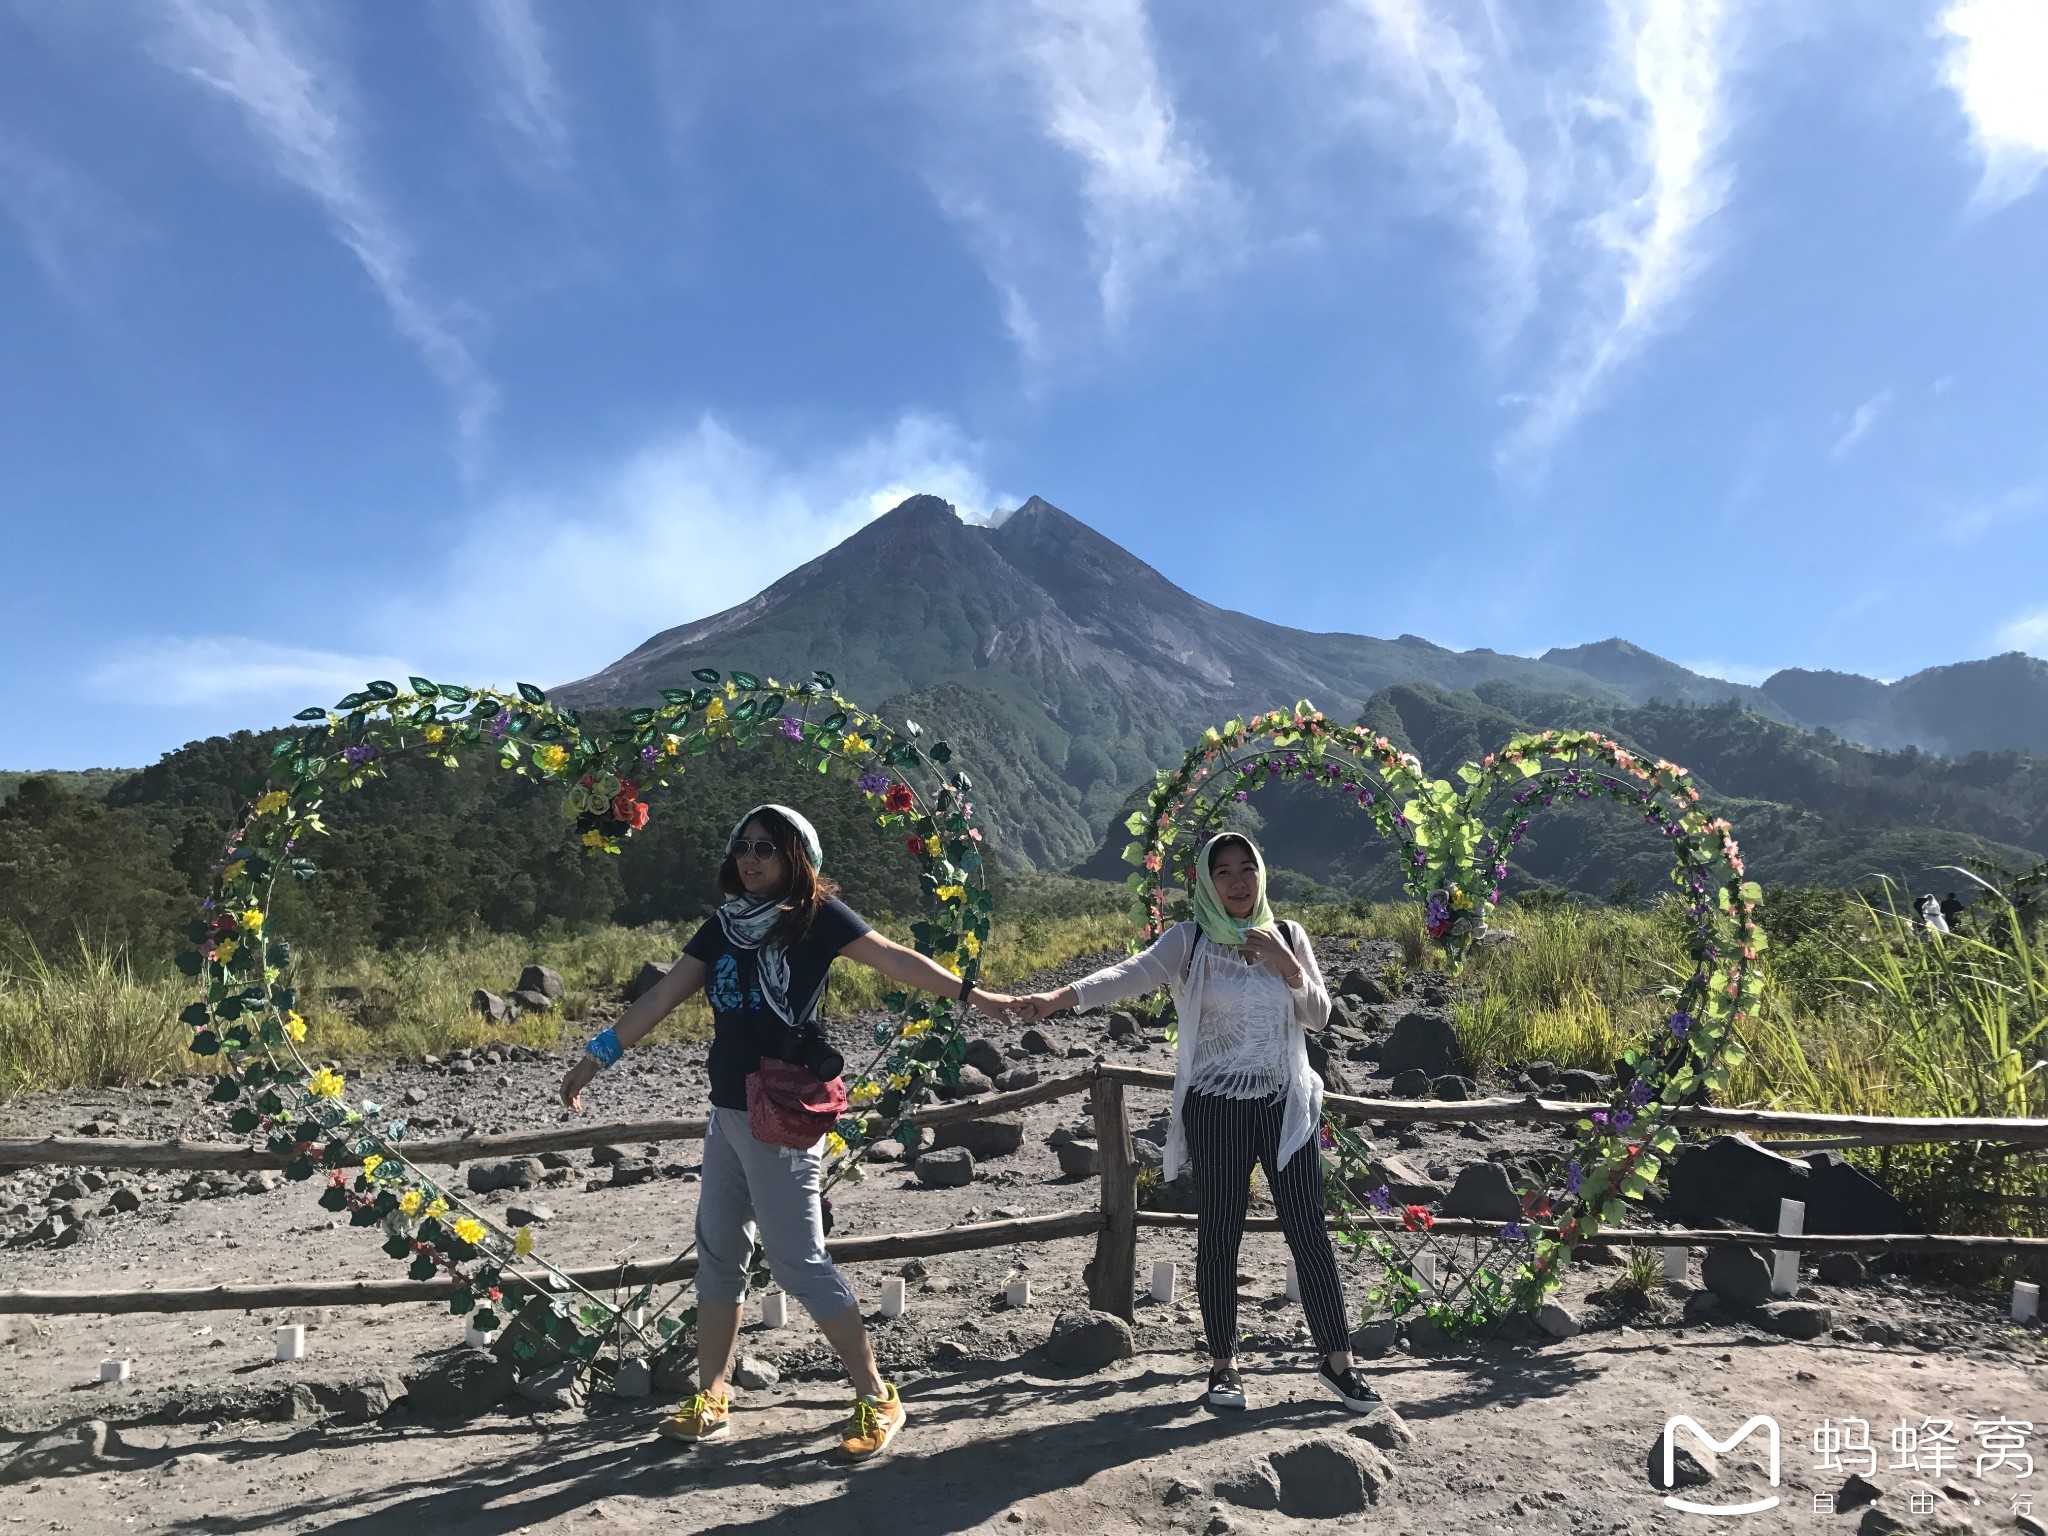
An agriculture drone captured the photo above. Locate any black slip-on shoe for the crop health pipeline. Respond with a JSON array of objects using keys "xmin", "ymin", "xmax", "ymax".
[
  {"xmin": 1204, "ymin": 1365, "xmax": 1247, "ymax": 1411},
  {"xmin": 1317, "ymin": 1361, "xmax": 1382, "ymax": 1412}
]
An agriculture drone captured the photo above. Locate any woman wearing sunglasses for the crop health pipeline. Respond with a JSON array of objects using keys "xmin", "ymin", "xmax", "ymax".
[{"xmin": 559, "ymin": 803, "xmax": 1019, "ymax": 1459}]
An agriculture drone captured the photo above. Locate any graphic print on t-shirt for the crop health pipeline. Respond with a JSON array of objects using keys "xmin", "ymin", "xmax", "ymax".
[{"xmin": 708, "ymin": 952, "xmax": 759, "ymax": 1016}]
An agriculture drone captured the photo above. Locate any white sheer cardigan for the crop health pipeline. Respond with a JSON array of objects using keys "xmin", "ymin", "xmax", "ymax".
[{"xmin": 1069, "ymin": 920, "xmax": 1331, "ymax": 1181}]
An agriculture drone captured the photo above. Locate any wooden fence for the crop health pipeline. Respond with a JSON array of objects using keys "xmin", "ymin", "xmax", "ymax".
[{"xmin": 3, "ymin": 1061, "xmax": 2045, "ymax": 1320}]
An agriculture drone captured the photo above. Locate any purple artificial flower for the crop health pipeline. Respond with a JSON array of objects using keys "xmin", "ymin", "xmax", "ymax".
[
  {"xmin": 1667, "ymin": 1010, "xmax": 1694, "ymax": 1040},
  {"xmin": 1411, "ymin": 850, "xmax": 1427, "ymax": 868},
  {"xmin": 341, "ymin": 744, "xmax": 378, "ymax": 767},
  {"xmin": 1492, "ymin": 862, "xmax": 1508, "ymax": 880},
  {"xmin": 1283, "ymin": 753, "xmax": 1300, "ymax": 770},
  {"xmin": 1566, "ymin": 1160, "xmax": 1582, "ymax": 1196},
  {"xmin": 1590, "ymin": 1109, "xmax": 1610, "ymax": 1130},
  {"xmin": 1233, "ymin": 789, "xmax": 1248, "ymax": 803},
  {"xmin": 1362, "ymin": 790, "xmax": 1377, "ymax": 807},
  {"xmin": 489, "ymin": 710, "xmax": 511, "ymax": 740},
  {"xmin": 641, "ymin": 744, "xmax": 659, "ymax": 763},
  {"xmin": 1645, "ymin": 810, "xmax": 1661, "ymax": 827},
  {"xmin": 1319, "ymin": 1124, "xmax": 1336, "ymax": 1151},
  {"xmin": 1611, "ymin": 1109, "xmax": 1635, "ymax": 1132},
  {"xmin": 1267, "ymin": 759, "xmax": 1283, "ymax": 775},
  {"xmin": 1425, "ymin": 893, "xmax": 1451, "ymax": 928},
  {"xmin": 857, "ymin": 771, "xmax": 890, "ymax": 795},
  {"xmin": 779, "ymin": 716, "xmax": 804, "ymax": 741},
  {"xmin": 1367, "ymin": 1184, "xmax": 1392, "ymax": 1212},
  {"xmin": 1501, "ymin": 1221, "xmax": 1526, "ymax": 1242},
  {"xmin": 1628, "ymin": 1078, "xmax": 1654, "ymax": 1107}
]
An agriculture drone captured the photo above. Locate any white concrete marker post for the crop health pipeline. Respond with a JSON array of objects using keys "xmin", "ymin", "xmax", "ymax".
[
  {"xmin": 100, "ymin": 1360, "xmax": 131, "ymax": 1384},
  {"xmin": 464, "ymin": 1318, "xmax": 498, "ymax": 1349},
  {"xmin": 2013, "ymin": 1281, "xmax": 2040, "ymax": 1324},
  {"xmin": 274, "ymin": 1324, "xmax": 306, "ymax": 1362},
  {"xmin": 1412, "ymin": 1251, "xmax": 1438, "ymax": 1296},
  {"xmin": 761, "ymin": 1291, "xmax": 788, "ymax": 1329},
  {"xmin": 880, "ymin": 1277, "xmax": 907, "ymax": 1318},
  {"xmin": 1661, "ymin": 1246, "xmax": 1688, "ymax": 1282},
  {"xmin": 1005, "ymin": 1277, "xmax": 1031, "ymax": 1309},
  {"xmin": 1284, "ymin": 1259, "xmax": 1300, "ymax": 1302},
  {"xmin": 1771, "ymin": 1198, "xmax": 1805, "ymax": 1299},
  {"xmin": 1150, "ymin": 1260, "xmax": 1177, "ymax": 1304}
]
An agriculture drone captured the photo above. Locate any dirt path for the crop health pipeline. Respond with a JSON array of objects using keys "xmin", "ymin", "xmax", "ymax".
[{"xmin": 4, "ymin": 936, "xmax": 2046, "ymax": 1533}]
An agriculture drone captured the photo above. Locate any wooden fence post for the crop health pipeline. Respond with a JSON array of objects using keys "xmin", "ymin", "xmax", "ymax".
[{"xmin": 1087, "ymin": 1070, "xmax": 1137, "ymax": 1321}]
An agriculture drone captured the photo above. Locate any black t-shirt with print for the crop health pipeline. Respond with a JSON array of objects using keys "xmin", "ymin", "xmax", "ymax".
[{"xmin": 683, "ymin": 897, "xmax": 872, "ymax": 1110}]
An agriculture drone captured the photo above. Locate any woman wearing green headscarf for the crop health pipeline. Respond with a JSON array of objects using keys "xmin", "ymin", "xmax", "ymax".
[{"xmin": 1014, "ymin": 832, "xmax": 1376, "ymax": 1414}]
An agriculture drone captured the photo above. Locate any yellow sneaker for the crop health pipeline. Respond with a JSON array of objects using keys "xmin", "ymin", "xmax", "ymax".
[
  {"xmin": 839, "ymin": 1383, "xmax": 905, "ymax": 1460},
  {"xmin": 658, "ymin": 1390, "xmax": 732, "ymax": 1443}
]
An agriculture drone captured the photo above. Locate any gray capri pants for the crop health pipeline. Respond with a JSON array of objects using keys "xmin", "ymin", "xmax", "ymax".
[{"xmin": 694, "ymin": 1108, "xmax": 859, "ymax": 1321}]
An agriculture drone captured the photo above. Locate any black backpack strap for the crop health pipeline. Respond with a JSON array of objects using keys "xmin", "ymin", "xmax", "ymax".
[{"xmin": 1182, "ymin": 926, "xmax": 1202, "ymax": 983}]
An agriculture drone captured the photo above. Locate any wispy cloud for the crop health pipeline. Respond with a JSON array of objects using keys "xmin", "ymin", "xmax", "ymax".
[
  {"xmin": 1994, "ymin": 607, "xmax": 2048, "ymax": 655},
  {"xmin": 1504, "ymin": 0, "xmax": 1734, "ymax": 465},
  {"xmin": 1940, "ymin": 0, "xmax": 2048, "ymax": 210},
  {"xmin": 1316, "ymin": 0, "xmax": 1538, "ymax": 344},
  {"xmin": 155, "ymin": 0, "xmax": 496, "ymax": 452},
  {"xmin": 1831, "ymin": 389, "xmax": 1892, "ymax": 458},
  {"xmin": 1674, "ymin": 656, "xmax": 1774, "ymax": 686},
  {"xmin": 0, "ymin": 130, "xmax": 143, "ymax": 309},
  {"xmin": 927, "ymin": 0, "xmax": 1239, "ymax": 358},
  {"xmin": 467, "ymin": 0, "xmax": 570, "ymax": 174},
  {"xmin": 89, "ymin": 637, "xmax": 414, "ymax": 710}
]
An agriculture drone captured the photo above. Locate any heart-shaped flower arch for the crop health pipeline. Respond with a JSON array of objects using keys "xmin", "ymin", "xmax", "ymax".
[
  {"xmin": 179, "ymin": 670, "xmax": 992, "ymax": 1366},
  {"xmin": 1121, "ymin": 702, "xmax": 1767, "ymax": 1326}
]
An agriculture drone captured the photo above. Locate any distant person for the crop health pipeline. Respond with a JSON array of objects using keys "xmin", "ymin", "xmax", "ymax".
[
  {"xmin": 1940, "ymin": 891, "xmax": 1965, "ymax": 928},
  {"xmin": 558, "ymin": 803, "xmax": 1023, "ymax": 1458},
  {"xmin": 1009, "ymin": 832, "xmax": 1380, "ymax": 1416},
  {"xmin": 1918, "ymin": 893, "xmax": 1950, "ymax": 935}
]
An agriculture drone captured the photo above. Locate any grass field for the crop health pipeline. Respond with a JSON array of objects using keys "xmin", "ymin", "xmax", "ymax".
[{"xmin": 5, "ymin": 885, "xmax": 2041, "ymax": 1242}]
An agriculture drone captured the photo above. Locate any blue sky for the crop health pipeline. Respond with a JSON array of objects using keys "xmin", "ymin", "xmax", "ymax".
[{"xmin": 3, "ymin": 0, "xmax": 2046, "ymax": 770}]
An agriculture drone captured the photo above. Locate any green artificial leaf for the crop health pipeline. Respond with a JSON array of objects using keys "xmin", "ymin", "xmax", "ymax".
[
  {"xmin": 734, "ymin": 699, "xmax": 758, "ymax": 721},
  {"xmin": 228, "ymin": 1108, "xmax": 260, "ymax": 1135},
  {"xmin": 439, "ymin": 683, "xmax": 472, "ymax": 703},
  {"xmin": 471, "ymin": 1307, "xmax": 500, "ymax": 1333},
  {"xmin": 318, "ymin": 1187, "xmax": 349, "ymax": 1213},
  {"xmin": 812, "ymin": 670, "xmax": 835, "ymax": 690},
  {"xmin": 175, "ymin": 950, "xmax": 204, "ymax": 977},
  {"xmin": 367, "ymin": 680, "xmax": 399, "ymax": 700},
  {"xmin": 269, "ymin": 738, "xmax": 297, "ymax": 761},
  {"xmin": 661, "ymin": 688, "xmax": 689, "ymax": 705},
  {"xmin": 929, "ymin": 741, "xmax": 952, "ymax": 764},
  {"xmin": 517, "ymin": 682, "xmax": 548, "ymax": 704},
  {"xmin": 292, "ymin": 707, "xmax": 327, "ymax": 722},
  {"xmin": 820, "ymin": 710, "xmax": 847, "ymax": 732},
  {"xmin": 384, "ymin": 1234, "xmax": 412, "ymax": 1260},
  {"xmin": 731, "ymin": 670, "xmax": 760, "ymax": 690},
  {"xmin": 349, "ymin": 1205, "xmax": 379, "ymax": 1227},
  {"xmin": 179, "ymin": 1002, "xmax": 211, "ymax": 1028},
  {"xmin": 207, "ymin": 1075, "xmax": 239, "ymax": 1103},
  {"xmin": 335, "ymin": 692, "xmax": 366, "ymax": 710},
  {"xmin": 408, "ymin": 1254, "xmax": 436, "ymax": 1281},
  {"xmin": 408, "ymin": 676, "xmax": 438, "ymax": 697},
  {"xmin": 189, "ymin": 1030, "xmax": 220, "ymax": 1056},
  {"xmin": 626, "ymin": 708, "xmax": 655, "ymax": 725},
  {"xmin": 692, "ymin": 668, "xmax": 721, "ymax": 684},
  {"xmin": 284, "ymin": 1156, "xmax": 314, "ymax": 1181}
]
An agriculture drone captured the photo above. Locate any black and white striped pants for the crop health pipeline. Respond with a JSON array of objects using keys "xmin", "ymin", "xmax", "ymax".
[{"xmin": 1184, "ymin": 1089, "xmax": 1351, "ymax": 1361}]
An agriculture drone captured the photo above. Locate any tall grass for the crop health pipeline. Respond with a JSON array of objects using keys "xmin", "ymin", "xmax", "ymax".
[{"xmin": 0, "ymin": 910, "xmax": 1140, "ymax": 1096}]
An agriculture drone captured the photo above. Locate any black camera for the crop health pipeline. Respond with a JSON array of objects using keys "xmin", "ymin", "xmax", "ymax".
[{"xmin": 776, "ymin": 1025, "xmax": 843, "ymax": 1082}]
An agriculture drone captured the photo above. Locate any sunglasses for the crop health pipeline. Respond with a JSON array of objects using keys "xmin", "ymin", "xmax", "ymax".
[{"xmin": 729, "ymin": 838, "xmax": 782, "ymax": 859}]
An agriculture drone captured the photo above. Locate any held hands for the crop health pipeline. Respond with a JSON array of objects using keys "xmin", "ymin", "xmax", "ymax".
[
  {"xmin": 1003, "ymin": 991, "xmax": 1066, "ymax": 1023},
  {"xmin": 559, "ymin": 1053, "xmax": 599, "ymax": 1111}
]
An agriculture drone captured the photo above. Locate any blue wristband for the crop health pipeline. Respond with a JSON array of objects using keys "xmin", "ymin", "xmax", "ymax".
[{"xmin": 585, "ymin": 1027, "xmax": 623, "ymax": 1069}]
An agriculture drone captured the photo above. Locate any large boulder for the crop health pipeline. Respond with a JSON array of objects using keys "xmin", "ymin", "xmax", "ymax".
[
  {"xmin": 1337, "ymin": 967, "xmax": 1390, "ymax": 1005},
  {"xmin": 1360, "ymin": 1154, "xmax": 1444, "ymax": 1205},
  {"xmin": 1378, "ymin": 1010, "xmax": 1462, "ymax": 1079},
  {"xmin": 1053, "ymin": 1139, "xmax": 1099, "ymax": 1180},
  {"xmin": 624, "ymin": 961, "xmax": 672, "ymax": 1003},
  {"xmin": 1801, "ymin": 1151, "xmax": 1921, "ymax": 1235},
  {"xmin": 931, "ymin": 1065, "xmax": 994, "ymax": 1101},
  {"xmin": 929, "ymin": 1113, "xmax": 1024, "ymax": 1160},
  {"xmin": 1666, "ymin": 1135, "xmax": 1810, "ymax": 1232},
  {"xmin": 1701, "ymin": 1245, "xmax": 1773, "ymax": 1308},
  {"xmin": 914, "ymin": 1147, "xmax": 975, "ymax": 1188},
  {"xmin": 404, "ymin": 1348, "xmax": 517, "ymax": 1420},
  {"xmin": 1557, "ymin": 1067, "xmax": 1613, "ymax": 1098},
  {"xmin": 1045, "ymin": 1309, "xmax": 1134, "ymax": 1370},
  {"xmin": 1441, "ymin": 1161, "xmax": 1522, "ymax": 1223},
  {"xmin": 471, "ymin": 989, "xmax": 511, "ymax": 1024},
  {"xmin": 1303, "ymin": 1033, "xmax": 1358, "ymax": 1097},
  {"xmin": 1272, "ymin": 1437, "xmax": 1394, "ymax": 1517},
  {"xmin": 466, "ymin": 1159, "xmax": 538, "ymax": 1195},
  {"xmin": 962, "ymin": 1038, "xmax": 1009, "ymax": 1078},
  {"xmin": 517, "ymin": 964, "xmax": 565, "ymax": 1001}
]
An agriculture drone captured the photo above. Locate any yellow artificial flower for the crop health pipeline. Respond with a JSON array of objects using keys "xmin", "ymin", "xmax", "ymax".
[
  {"xmin": 1449, "ymin": 888, "xmax": 1473, "ymax": 911},
  {"xmin": 663, "ymin": 737, "xmax": 680, "ymax": 757},
  {"xmin": 513, "ymin": 1226, "xmax": 535, "ymax": 1258},
  {"xmin": 283, "ymin": 1011, "xmax": 306, "ymax": 1042},
  {"xmin": 923, "ymin": 835, "xmax": 941, "ymax": 857},
  {"xmin": 849, "ymin": 1082, "xmax": 880, "ymax": 1107},
  {"xmin": 424, "ymin": 1195, "xmax": 450, "ymax": 1221},
  {"xmin": 361, "ymin": 1154, "xmax": 383, "ymax": 1178},
  {"xmin": 399, "ymin": 1189, "xmax": 424, "ymax": 1217},
  {"xmin": 705, "ymin": 697, "xmax": 726, "ymax": 722},
  {"xmin": 306, "ymin": 1066, "xmax": 345, "ymax": 1099},
  {"xmin": 961, "ymin": 931, "xmax": 981, "ymax": 958},
  {"xmin": 220, "ymin": 860, "xmax": 246, "ymax": 884},
  {"xmin": 582, "ymin": 828, "xmax": 605, "ymax": 848},
  {"xmin": 423, "ymin": 723, "xmax": 446, "ymax": 744},
  {"xmin": 451, "ymin": 1216, "xmax": 486, "ymax": 1245},
  {"xmin": 933, "ymin": 953, "xmax": 960, "ymax": 975},
  {"xmin": 886, "ymin": 1072, "xmax": 911, "ymax": 1092},
  {"xmin": 240, "ymin": 908, "xmax": 265, "ymax": 932},
  {"xmin": 213, "ymin": 939, "xmax": 238, "ymax": 965},
  {"xmin": 901, "ymin": 1018, "xmax": 932, "ymax": 1041},
  {"xmin": 254, "ymin": 790, "xmax": 290, "ymax": 816},
  {"xmin": 824, "ymin": 1132, "xmax": 847, "ymax": 1158},
  {"xmin": 535, "ymin": 744, "xmax": 569, "ymax": 773},
  {"xmin": 840, "ymin": 732, "xmax": 870, "ymax": 756},
  {"xmin": 934, "ymin": 884, "xmax": 965, "ymax": 904}
]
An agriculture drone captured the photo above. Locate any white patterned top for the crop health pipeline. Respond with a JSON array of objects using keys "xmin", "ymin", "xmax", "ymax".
[{"xmin": 1185, "ymin": 943, "xmax": 1297, "ymax": 1100}]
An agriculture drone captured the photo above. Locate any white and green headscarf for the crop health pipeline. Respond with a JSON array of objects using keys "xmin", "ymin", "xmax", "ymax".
[
  {"xmin": 1191, "ymin": 831, "xmax": 1275, "ymax": 946},
  {"xmin": 717, "ymin": 803, "xmax": 826, "ymax": 1025}
]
